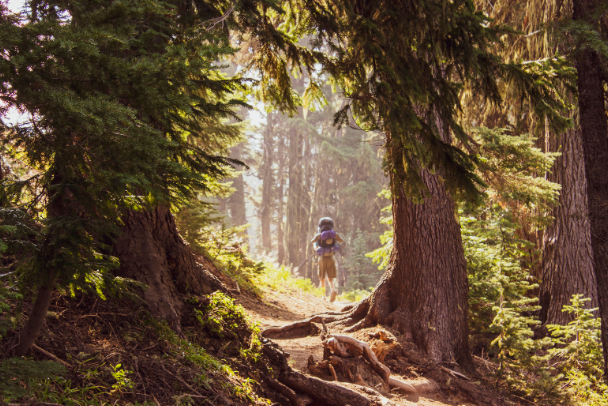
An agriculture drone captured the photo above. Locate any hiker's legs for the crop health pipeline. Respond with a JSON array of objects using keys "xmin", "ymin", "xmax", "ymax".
[
  {"xmin": 318, "ymin": 258, "xmax": 327, "ymax": 298},
  {"xmin": 327, "ymin": 278, "xmax": 335, "ymax": 293}
]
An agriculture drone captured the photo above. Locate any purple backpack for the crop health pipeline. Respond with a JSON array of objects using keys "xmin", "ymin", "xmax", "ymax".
[{"xmin": 315, "ymin": 230, "xmax": 340, "ymax": 256}]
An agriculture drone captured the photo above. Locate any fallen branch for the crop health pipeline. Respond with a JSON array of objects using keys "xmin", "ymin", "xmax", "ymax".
[
  {"xmin": 440, "ymin": 366, "xmax": 471, "ymax": 381},
  {"xmin": 32, "ymin": 344, "xmax": 72, "ymax": 369}
]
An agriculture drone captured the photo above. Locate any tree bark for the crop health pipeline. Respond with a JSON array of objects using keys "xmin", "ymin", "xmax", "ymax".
[
  {"xmin": 14, "ymin": 273, "xmax": 57, "ymax": 355},
  {"xmin": 226, "ymin": 143, "xmax": 248, "ymax": 227},
  {"xmin": 285, "ymin": 120, "xmax": 306, "ymax": 266},
  {"xmin": 260, "ymin": 113, "xmax": 274, "ymax": 252},
  {"xmin": 113, "ymin": 206, "xmax": 227, "ymax": 332},
  {"xmin": 540, "ymin": 125, "xmax": 597, "ymax": 325},
  {"xmin": 14, "ymin": 169, "xmax": 65, "ymax": 355},
  {"xmin": 345, "ymin": 167, "xmax": 473, "ymax": 370},
  {"xmin": 573, "ymin": 0, "xmax": 608, "ymax": 376},
  {"xmin": 277, "ymin": 132, "xmax": 287, "ymax": 265}
]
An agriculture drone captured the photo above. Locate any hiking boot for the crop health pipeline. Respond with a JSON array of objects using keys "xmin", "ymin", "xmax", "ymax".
[{"xmin": 330, "ymin": 291, "xmax": 337, "ymax": 303}]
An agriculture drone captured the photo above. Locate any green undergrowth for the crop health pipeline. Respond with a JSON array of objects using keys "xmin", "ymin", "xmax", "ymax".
[
  {"xmin": 0, "ymin": 274, "xmax": 22, "ymax": 339},
  {"xmin": 340, "ymin": 287, "xmax": 372, "ymax": 303},
  {"xmin": 478, "ymin": 294, "xmax": 606, "ymax": 405},
  {"xmin": 0, "ymin": 358, "xmax": 67, "ymax": 402},
  {"xmin": 0, "ymin": 289, "xmax": 272, "ymax": 405},
  {"xmin": 177, "ymin": 217, "xmax": 268, "ymax": 296},
  {"xmin": 188, "ymin": 292, "xmax": 263, "ymax": 364},
  {"xmin": 251, "ymin": 261, "xmax": 324, "ymax": 297},
  {"xmin": 175, "ymin": 204, "xmax": 325, "ymax": 300}
]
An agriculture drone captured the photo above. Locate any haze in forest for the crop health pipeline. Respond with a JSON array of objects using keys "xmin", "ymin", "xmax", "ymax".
[{"xmin": 1, "ymin": 1, "xmax": 608, "ymax": 405}]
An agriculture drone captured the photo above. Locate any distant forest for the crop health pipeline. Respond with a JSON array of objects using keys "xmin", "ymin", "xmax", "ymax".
[{"xmin": 211, "ymin": 78, "xmax": 389, "ymax": 292}]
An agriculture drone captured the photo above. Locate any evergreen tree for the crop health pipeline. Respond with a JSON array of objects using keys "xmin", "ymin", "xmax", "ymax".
[
  {"xmin": 0, "ymin": 0, "xmax": 321, "ymax": 355},
  {"xmin": 569, "ymin": 0, "xmax": 608, "ymax": 376},
  {"xmin": 465, "ymin": 0, "xmax": 597, "ymax": 327},
  {"xmin": 294, "ymin": 0, "xmax": 572, "ymax": 368}
]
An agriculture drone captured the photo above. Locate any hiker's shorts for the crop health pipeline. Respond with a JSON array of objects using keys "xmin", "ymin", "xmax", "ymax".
[{"xmin": 318, "ymin": 256, "xmax": 337, "ymax": 280}]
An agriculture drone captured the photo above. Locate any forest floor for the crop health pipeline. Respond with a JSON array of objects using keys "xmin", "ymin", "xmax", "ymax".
[
  {"xmin": 236, "ymin": 285, "xmax": 524, "ymax": 406},
  {"xmin": 1, "ymin": 268, "xmax": 534, "ymax": 406}
]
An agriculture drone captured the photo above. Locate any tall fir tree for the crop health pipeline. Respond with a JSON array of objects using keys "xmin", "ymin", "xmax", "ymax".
[
  {"xmin": 294, "ymin": 0, "xmax": 572, "ymax": 368},
  {"xmin": 570, "ymin": 0, "xmax": 608, "ymax": 376},
  {"xmin": 0, "ymin": 0, "xmax": 323, "ymax": 355}
]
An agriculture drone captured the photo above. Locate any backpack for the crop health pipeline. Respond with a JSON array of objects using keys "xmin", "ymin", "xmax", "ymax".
[{"xmin": 315, "ymin": 217, "xmax": 340, "ymax": 256}]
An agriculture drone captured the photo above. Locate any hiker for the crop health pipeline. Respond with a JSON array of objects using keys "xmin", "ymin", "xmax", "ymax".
[{"xmin": 311, "ymin": 217, "xmax": 343, "ymax": 302}]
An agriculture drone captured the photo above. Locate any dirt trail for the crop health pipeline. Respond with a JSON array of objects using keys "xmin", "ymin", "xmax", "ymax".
[
  {"xmin": 238, "ymin": 288, "xmax": 508, "ymax": 406},
  {"xmin": 237, "ymin": 289, "xmax": 347, "ymax": 373}
]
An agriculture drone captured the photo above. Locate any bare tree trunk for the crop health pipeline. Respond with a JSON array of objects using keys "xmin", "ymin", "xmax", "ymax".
[
  {"xmin": 277, "ymin": 133, "xmax": 287, "ymax": 265},
  {"xmin": 285, "ymin": 122, "xmax": 305, "ymax": 266},
  {"xmin": 305, "ymin": 159, "xmax": 321, "ymax": 280},
  {"xmin": 14, "ymin": 170, "xmax": 64, "ymax": 355},
  {"xmin": 345, "ymin": 168, "xmax": 473, "ymax": 370},
  {"xmin": 113, "ymin": 206, "xmax": 227, "ymax": 332},
  {"xmin": 14, "ymin": 273, "xmax": 56, "ymax": 355},
  {"xmin": 573, "ymin": 0, "xmax": 608, "ymax": 375},
  {"xmin": 227, "ymin": 143, "xmax": 248, "ymax": 227},
  {"xmin": 260, "ymin": 114, "xmax": 274, "ymax": 252},
  {"xmin": 540, "ymin": 125, "xmax": 597, "ymax": 325}
]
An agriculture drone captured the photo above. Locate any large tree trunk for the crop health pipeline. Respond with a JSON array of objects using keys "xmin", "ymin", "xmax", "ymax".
[
  {"xmin": 113, "ymin": 206, "xmax": 227, "ymax": 332},
  {"xmin": 573, "ymin": 0, "xmax": 608, "ymax": 376},
  {"xmin": 346, "ymin": 168, "xmax": 473, "ymax": 370},
  {"xmin": 260, "ymin": 113, "xmax": 274, "ymax": 252},
  {"xmin": 540, "ymin": 125, "xmax": 597, "ymax": 325}
]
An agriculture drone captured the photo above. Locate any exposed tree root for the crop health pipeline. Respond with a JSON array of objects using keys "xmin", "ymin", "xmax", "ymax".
[
  {"xmin": 261, "ymin": 311, "xmax": 357, "ymax": 339},
  {"xmin": 280, "ymin": 370, "xmax": 377, "ymax": 406},
  {"xmin": 265, "ymin": 376, "xmax": 305, "ymax": 406},
  {"xmin": 304, "ymin": 330, "xmax": 440, "ymax": 396},
  {"xmin": 261, "ymin": 297, "xmax": 372, "ymax": 340},
  {"xmin": 262, "ymin": 339, "xmax": 389, "ymax": 406},
  {"xmin": 262, "ymin": 320, "xmax": 322, "ymax": 339},
  {"xmin": 326, "ymin": 334, "xmax": 390, "ymax": 384}
]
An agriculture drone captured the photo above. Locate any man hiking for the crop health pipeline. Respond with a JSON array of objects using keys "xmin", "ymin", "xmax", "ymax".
[{"xmin": 311, "ymin": 217, "xmax": 343, "ymax": 302}]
